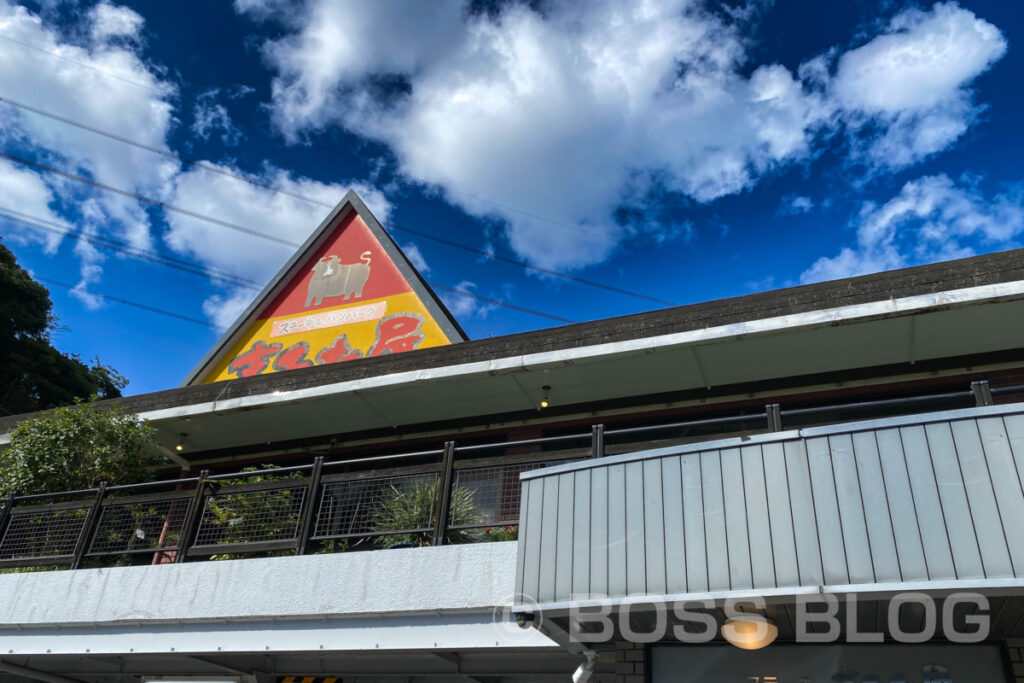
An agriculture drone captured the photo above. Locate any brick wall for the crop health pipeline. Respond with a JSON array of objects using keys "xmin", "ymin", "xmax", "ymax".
[
  {"xmin": 1009, "ymin": 638, "xmax": 1024, "ymax": 682},
  {"xmin": 590, "ymin": 642, "xmax": 645, "ymax": 683}
]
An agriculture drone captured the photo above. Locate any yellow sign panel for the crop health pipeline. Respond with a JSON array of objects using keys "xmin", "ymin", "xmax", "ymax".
[
  {"xmin": 189, "ymin": 194, "xmax": 465, "ymax": 385},
  {"xmin": 203, "ymin": 292, "xmax": 451, "ymax": 382}
]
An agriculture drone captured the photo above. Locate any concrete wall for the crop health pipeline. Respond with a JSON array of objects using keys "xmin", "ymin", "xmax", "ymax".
[
  {"xmin": 0, "ymin": 542, "xmax": 561, "ymax": 655},
  {"xmin": 0, "ymin": 541, "xmax": 518, "ymax": 626}
]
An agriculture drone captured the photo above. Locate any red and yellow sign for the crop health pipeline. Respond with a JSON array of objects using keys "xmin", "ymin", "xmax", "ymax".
[{"xmin": 195, "ymin": 200, "xmax": 462, "ymax": 384}]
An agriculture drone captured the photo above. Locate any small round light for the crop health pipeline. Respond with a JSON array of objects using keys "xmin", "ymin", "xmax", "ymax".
[
  {"xmin": 175, "ymin": 443, "xmax": 184, "ymax": 452},
  {"xmin": 540, "ymin": 400, "xmax": 549, "ymax": 408},
  {"xmin": 721, "ymin": 616, "xmax": 778, "ymax": 650}
]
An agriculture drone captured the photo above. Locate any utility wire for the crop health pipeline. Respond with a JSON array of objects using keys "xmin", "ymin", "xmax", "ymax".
[
  {"xmin": 429, "ymin": 284, "xmax": 575, "ymax": 324},
  {"xmin": 0, "ymin": 95, "xmax": 331, "ymax": 209},
  {"xmin": 0, "ymin": 33, "xmax": 166, "ymax": 95},
  {"xmin": 0, "ymin": 208, "xmax": 573, "ymax": 324},
  {"xmin": 0, "ymin": 207, "xmax": 260, "ymax": 290},
  {"xmin": 0, "ymin": 96, "xmax": 675, "ymax": 306},
  {"xmin": 35, "ymin": 277, "xmax": 217, "ymax": 329},
  {"xmin": 388, "ymin": 224, "xmax": 674, "ymax": 306},
  {"xmin": 0, "ymin": 150, "xmax": 300, "ymax": 248},
  {"xmin": 1, "ymin": 146, "xmax": 672, "ymax": 314}
]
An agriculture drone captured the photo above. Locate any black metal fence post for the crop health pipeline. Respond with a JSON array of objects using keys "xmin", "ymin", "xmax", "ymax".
[
  {"xmin": 766, "ymin": 403, "xmax": 783, "ymax": 432},
  {"xmin": 972, "ymin": 380, "xmax": 994, "ymax": 406},
  {"xmin": 175, "ymin": 469, "xmax": 210, "ymax": 564},
  {"xmin": 432, "ymin": 441, "xmax": 456, "ymax": 546},
  {"xmin": 295, "ymin": 456, "xmax": 324, "ymax": 556},
  {"xmin": 591, "ymin": 424, "xmax": 605, "ymax": 458},
  {"xmin": 0, "ymin": 490, "xmax": 18, "ymax": 546},
  {"xmin": 71, "ymin": 482, "xmax": 107, "ymax": 569}
]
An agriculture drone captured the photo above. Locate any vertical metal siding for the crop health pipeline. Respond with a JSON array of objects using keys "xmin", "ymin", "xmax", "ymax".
[
  {"xmin": 661, "ymin": 457, "xmax": 687, "ymax": 594},
  {"xmin": 572, "ymin": 469, "xmax": 591, "ymax": 597},
  {"xmin": 515, "ymin": 408, "xmax": 1024, "ymax": 605},
  {"xmin": 681, "ymin": 454, "xmax": 708, "ymax": 593}
]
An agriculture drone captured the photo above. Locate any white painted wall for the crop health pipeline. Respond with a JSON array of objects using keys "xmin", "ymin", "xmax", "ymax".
[{"xmin": 0, "ymin": 542, "xmax": 518, "ymax": 626}]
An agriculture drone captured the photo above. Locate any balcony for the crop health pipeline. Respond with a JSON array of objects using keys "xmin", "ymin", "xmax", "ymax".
[{"xmin": 0, "ymin": 380, "xmax": 1016, "ymax": 571}]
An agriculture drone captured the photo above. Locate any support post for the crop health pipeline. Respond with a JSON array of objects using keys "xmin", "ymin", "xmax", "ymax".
[
  {"xmin": 175, "ymin": 469, "xmax": 210, "ymax": 563},
  {"xmin": 971, "ymin": 380, "xmax": 994, "ymax": 407},
  {"xmin": 766, "ymin": 403, "xmax": 783, "ymax": 432},
  {"xmin": 591, "ymin": 424, "xmax": 605, "ymax": 459},
  {"xmin": 432, "ymin": 441, "xmax": 457, "ymax": 547},
  {"xmin": 295, "ymin": 456, "xmax": 324, "ymax": 555},
  {"xmin": 0, "ymin": 491, "xmax": 18, "ymax": 546},
  {"xmin": 71, "ymin": 482, "xmax": 107, "ymax": 570}
]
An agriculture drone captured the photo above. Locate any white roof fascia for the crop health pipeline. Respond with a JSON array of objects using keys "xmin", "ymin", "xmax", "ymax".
[{"xmin": 137, "ymin": 279, "xmax": 1024, "ymax": 424}]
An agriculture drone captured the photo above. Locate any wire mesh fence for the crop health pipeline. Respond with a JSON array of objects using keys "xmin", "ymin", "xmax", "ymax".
[
  {"xmin": 0, "ymin": 383, "xmax": 988, "ymax": 569},
  {"xmin": 88, "ymin": 496, "xmax": 191, "ymax": 555},
  {"xmin": 450, "ymin": 461, "xmax": 548, "ymax": 529},
  {"xmin": 0, "ymin": 505, "xmax": 89, "ymax": 561},
  {"xmin": 313, "ymin": 472, "xmax": 440, "ymax": 542},
  {"xmin": 193, "ymin": 484, "xmax": 307, "ymax": 548}
]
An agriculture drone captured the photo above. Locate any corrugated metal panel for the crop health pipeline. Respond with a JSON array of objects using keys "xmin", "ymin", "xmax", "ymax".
[{"xmin": 516, "ymin": 404, "xmax": 1024, "ymax": 605}]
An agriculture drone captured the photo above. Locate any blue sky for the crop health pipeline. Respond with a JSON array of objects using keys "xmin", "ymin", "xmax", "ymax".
[{"xmin": 0, "ymin": 0, "xmax": 1022, "ymax": 395}]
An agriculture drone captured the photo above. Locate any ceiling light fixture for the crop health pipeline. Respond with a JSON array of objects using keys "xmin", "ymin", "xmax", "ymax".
[
  {"xmin": 721, "ymin": 615, "xmax": 778, "ymax": 650},
  {"xmin": 175, "ymin": 433, "xmax": 188, "ymax": 452},
  {"xmin": 540, "ymin": 385, "xmax": 551, "ymax": 409}
]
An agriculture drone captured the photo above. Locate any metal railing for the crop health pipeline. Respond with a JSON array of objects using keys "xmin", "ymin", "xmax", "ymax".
[{"xmin": 0, "ymin": 379, "xmax": 1015, "ymax": 570}]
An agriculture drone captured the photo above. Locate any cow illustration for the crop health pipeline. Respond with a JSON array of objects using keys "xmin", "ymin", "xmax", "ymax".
[{"xmin": 305, "ymin": 251, "xmax": 372, "ymax": 307}]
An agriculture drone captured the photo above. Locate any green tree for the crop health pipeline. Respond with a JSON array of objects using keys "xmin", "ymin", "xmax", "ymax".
[
  {"xmin": 0, "ymin": 399, "xmax": 158, "ymax": 495},
  {"xmin": 0, "ymin": 240, "xmax": 126, "ymax": 416}
]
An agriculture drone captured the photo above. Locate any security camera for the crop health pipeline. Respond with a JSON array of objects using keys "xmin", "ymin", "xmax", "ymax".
[
  {"xmin": 572, "ymin": 665, "xmax": 592, "ymax": 683},
  {"xmin": 572, "ymin": 653, "xmax": 597, "ymax": 683}
]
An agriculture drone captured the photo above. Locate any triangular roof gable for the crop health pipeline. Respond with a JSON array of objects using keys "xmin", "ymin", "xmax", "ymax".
[{"xmin": 183, "ymin": 190, "xmax": 467, "ymax": 386}]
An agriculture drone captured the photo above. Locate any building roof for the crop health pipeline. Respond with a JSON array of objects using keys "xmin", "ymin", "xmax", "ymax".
[{"xmin": 2, "ymin": 247, "xmax": 1024, "ymax": 451}]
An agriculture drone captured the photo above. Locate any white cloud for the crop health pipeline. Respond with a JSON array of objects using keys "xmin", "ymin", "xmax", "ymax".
[
  {"xmin": 801, "ymin": 174, "xmax": 1024, "ymax": 283},
  {"xmin": 832, "ymin": 2, "xmax": 1006, "ymax": 170},
  {"xmin": 245, "ymin": 0, "xmax": 1007, "ymax": 272},
  {"xmin": 69, "ymin": 200, "xmax": 108, "ymax": 310},
  {"xmin": 192, "ymin": 89, "xmax": 243, "ymax": 145},
  {"xmin": 779, "ymin": 195, "xmax": 814, "ymax": 215},
  {"xmin": 402, "ymin": 242, "xmax": 430, "ymax": 274},
  {"xmin": 440, "ymin": 280, "xmax": 496, "ymax": 319},
  {"xmin": 246, "ymin": 0, "xmax": 829, "ymax": 271},
  {"xmin": 0, "ymin": 159, "xmax": 65, "ymax": 253},
  {"xmin": 89, "ymin": 3, "xmax": 144, "ymax": 42},
  {"xmin": 203, "ymin": 288, "xmax": 256, "ymax": 331},
  {"xmin": 0, "ymin": 0, "xmax": 176, "ymax": 299},
  {"xmin": 163, "ymin": 162, "xmax": 392, "ymax": 325},
  {"xmin": 0, "ymin": 2, "xmax": 394, "ymax": 329}
]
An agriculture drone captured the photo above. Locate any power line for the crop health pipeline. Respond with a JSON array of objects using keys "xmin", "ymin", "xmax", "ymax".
[
  {"xmin": 0, "ymin": 208, "xmax": 572, "ymax": 324},
  {"xmin": 0, "ymin": 96, "xmax": 674, "ymax": 306},
  {"xmin": 0, "ymin": 95, "xmax": 333, "ymax": 209},
  {"xmin": 1, "ymin": 143, "xmax": 674, "ymax": 311},
  {"xmin": 35, "ymin": 277, "xmax": 217, "ymax": 329},
  {"xmin": 0, "ymin": 207, "xmax": 261, "ymax": 290},
  {"xmin": 429, "ymin": 283, "xmax": 575, "ymax": 324},
  {"xmin": 389, "ymin": 224, "xmax": 674, "ymax": 306},
  {"xmin": 0, "ymin": 33, "xmax": 166, "ymax": 95},
  {"xmin": 0, "ymin": 150, "xmax": 300, "ymax": 248}
]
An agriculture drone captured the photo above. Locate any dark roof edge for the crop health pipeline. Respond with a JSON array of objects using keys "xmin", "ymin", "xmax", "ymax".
[{"xmin": 4, "ymin": 247, "xmax": 1024, "ymax": 430}]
